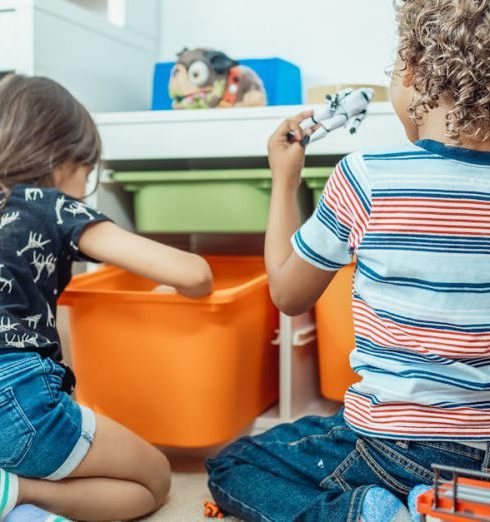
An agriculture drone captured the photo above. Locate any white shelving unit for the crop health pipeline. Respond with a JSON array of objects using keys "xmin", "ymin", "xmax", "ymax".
[
  {"xmin": 0, "ymin": 0, "xmax": 158, "ymax": 112},
  {"xmin": 90, "ymin": 104, "xmax": 407, "ymax": 433}
]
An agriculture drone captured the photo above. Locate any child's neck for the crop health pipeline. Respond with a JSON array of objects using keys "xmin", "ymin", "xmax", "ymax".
[{"xmin": 417, "ymin": 101, "xmax": 490, "ymax": 152}]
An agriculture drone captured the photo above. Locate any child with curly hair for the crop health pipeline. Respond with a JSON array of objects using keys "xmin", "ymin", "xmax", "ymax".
[{"xmin": 207, "ymin": 1, "xmax": 490, "ymax": 520}]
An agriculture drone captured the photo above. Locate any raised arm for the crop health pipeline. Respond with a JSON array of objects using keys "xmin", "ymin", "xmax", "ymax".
[
  {"xmin": 265, "ymin": 112, "xmax": 335, "ymax": 316},
  {"xmin": 79, "ymin": 221, "xmax": 213, "ymax": 298},
  {"xmin": 266, "ymin": 114, "xmax": 372, "ymax": 317}
]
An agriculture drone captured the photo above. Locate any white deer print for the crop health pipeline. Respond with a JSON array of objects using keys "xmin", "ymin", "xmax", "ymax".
[
  {"xmin": 44, "ymin": 253, "xmax": 56, "ymax": 277},
  {"xmin": 22, "ymin": 314, "xmax": 42, "ymax": 329},
  {"xmin": 31, "ymin": 252, "xmax": 57, "ymax": 283},
  {"xmin": 65, "ymin": 202, "xmax": 94, "ymax": 220},
  {"xmin": 0, "ymin": 317, "xmax": 19, "ymax": 333},
  {"xmin": 31, "ymin": 253, "xmax": 45, "ymax": 283},
  {"xmin": 25, "ymin": 188, "xmax": 43, "ymax": 201},
  {"xmin": 46, "ymin": 302, "xmax": 55, "ymax": 328},
  {"xmin": 55, "ymin": 195, "xmax": 65, "ymax": 225},
  {"xmin": 16, "ymin": 232, "xmax": 51, "ymax": 257},
  {"xmin": 0, "ymin": 212, "xmax": 20, "ymax": 230},
  {"xmin": 5, "ymin": 333, "xmax": 38, "ymax": 348},
  {"xmin": 0, "ymin": 265, "xmax": 13, "ymax": 294}
]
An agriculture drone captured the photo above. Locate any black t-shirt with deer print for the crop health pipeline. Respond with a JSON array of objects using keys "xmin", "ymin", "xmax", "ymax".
[{"xmin": 0, "ymin": 184, "xmax": 110, "ymax": 360}]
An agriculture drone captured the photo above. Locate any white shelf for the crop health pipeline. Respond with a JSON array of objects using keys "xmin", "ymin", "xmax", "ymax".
[{"xmin": 94, "ymin": 103, "xmax": 407, "ymax": 165}]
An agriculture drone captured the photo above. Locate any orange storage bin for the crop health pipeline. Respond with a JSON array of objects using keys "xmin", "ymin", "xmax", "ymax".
[
  {"xmin": 315, "ymin": 263, "xmax": 360, "ymax": 402},
  {"xmin": 59, "ymin": 256, "xmax": 279, "ymax": 448}
]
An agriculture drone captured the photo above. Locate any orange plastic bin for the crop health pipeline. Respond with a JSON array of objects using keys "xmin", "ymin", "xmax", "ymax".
[
  {"xmin": 315, "ymin": 263, "xmax": 360, "ymax": 402},
  {"xmin": 59, "ymin": 256, "xmax": 279, "ymax": 448}
]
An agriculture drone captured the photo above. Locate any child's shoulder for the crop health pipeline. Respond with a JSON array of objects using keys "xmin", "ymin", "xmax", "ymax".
[
  {"xmin": 338, "ymin": 143, "xmax": 426, "ymax": 174},
  {"xmin": 9, "ymin": 184, "xmax": 81, "ymax": 207},
  {"xmin": 9, "ymin": 185, "xmax": 56, "ymax": 214},
  {"xmin": 5, "ymin": 185, "xmax": 109, "ymax": 257},
  {"xmin": 340, "ymin": 142, "xmax": 439, "ymax": 178},
  {"xmin": 6, "ymin": 185, "xmax": 83, "ymax": 227},
  {"xmin": 0, "ymin": 186, "xmax": 61, "ymax": 247},
  {"xmin": 337, "ymin": 143, "xmax": 436, "ymax": 193},
  {"xmin": 10, "ymin": 184, "xmax": 64, "ymax": 202},
  {"xmin": 353, "ymin": 142, "xmax": 427, "ymax": 163}
]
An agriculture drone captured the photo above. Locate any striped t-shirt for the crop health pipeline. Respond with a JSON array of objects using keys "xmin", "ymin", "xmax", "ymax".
[{"xmin": 293, "ymin": 139, "xmax": 490, "ymax": 441}]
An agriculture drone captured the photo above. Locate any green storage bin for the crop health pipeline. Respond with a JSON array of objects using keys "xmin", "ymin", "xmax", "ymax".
[
  {"xmin": 113, "ymin": 170, "xmax": 311, "ymax": 233},
  {"xmin": 302, "ymin": 168, "xmax": 334, "ymax": 206}
]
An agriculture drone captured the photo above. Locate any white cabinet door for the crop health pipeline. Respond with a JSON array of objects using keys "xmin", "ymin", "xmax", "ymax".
[
  {"xmin": 0, "ymin": 8, "xmax": 22, "ymax": 72},
  {"xmin": 0, "ymin": 1, "xmax": 35, "ymax": 74}
]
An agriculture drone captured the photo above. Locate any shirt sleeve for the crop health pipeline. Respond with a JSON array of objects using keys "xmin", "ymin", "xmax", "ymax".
[
  {"xmin": 292, "ymin": 152, "xmax": 371, "ymax": 271},
  {"xmin": 52, "ymin": 192, "xmax": 112, "ymax": 262}
]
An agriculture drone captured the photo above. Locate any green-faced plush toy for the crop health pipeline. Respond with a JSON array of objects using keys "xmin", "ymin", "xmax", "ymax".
[{"xmin": 169, "ymin": 48, "xmax": 267, "ymax": 109}]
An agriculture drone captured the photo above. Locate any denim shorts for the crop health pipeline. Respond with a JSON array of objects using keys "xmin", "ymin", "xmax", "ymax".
[{"xmin": 0, "ymin": 351, "xmax": 95, "ymax": 480}]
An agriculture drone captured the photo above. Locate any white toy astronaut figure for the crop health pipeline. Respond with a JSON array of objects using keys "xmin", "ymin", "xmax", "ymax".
[{"xmin": 288, "ymin": 88, "xmax": 374, "ymax": 146}]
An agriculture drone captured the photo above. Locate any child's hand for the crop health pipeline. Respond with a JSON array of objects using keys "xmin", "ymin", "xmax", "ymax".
[
  {"xmin": 267, "ymin": 110, "xmax": 314, "ymax": 188},
  {"xmin": 153, "ymin": 284, "xmax": 177, "ymax": 294},
  {"xmin": 153, "ymin": 283, "xmax": 211, "ymax": 299}
]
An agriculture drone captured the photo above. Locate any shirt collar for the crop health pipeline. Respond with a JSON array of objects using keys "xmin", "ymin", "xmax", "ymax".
[{"xmin": 415, "ymin": 139, "xmax": 490, "ymax": 166}]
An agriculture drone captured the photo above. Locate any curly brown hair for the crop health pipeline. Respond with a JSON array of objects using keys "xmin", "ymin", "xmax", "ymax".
[{"xmin": 396, "ymin": 0, "xmax": 490, "ymax": 143}]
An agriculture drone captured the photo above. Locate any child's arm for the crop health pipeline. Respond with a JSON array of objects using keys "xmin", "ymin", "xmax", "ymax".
[
  {"xmin": 265, "ymin": 111, "xmax": 335, "ymax": 316},
  {"xmin": 78, "ymin": 221, "xmax": 213, "ymax": 298}
]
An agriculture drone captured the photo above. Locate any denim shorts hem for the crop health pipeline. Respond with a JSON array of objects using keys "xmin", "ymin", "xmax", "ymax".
[{"xmin": 45, "ymin": 405, "xmax": 96, "ymax": 480}]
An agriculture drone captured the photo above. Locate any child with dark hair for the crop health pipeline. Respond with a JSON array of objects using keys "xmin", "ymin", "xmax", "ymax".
[
  {"xmin": 0, "ymin": 74, "xmax": 213, "ymax": 522},
  {"xmin": 207, "ymin": 1, "xmax": 490, "ymax": 520}
]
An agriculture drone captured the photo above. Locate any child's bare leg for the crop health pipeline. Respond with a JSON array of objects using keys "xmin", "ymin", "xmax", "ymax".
[
  {"xmin": 18, "ymin": 477, "xmax": 159, "ymax": 521},
  {"xmin": 18, "ymin": 413, "xmax": 171, "ymax": 521}
]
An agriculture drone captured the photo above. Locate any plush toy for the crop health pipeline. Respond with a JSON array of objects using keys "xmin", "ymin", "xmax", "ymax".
[{"xmin": 168, "ymin": 48, "xmax": 267, "ymax": 109}]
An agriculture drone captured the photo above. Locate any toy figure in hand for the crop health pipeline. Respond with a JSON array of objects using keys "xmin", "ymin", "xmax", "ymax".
[
  {"xmin": 287, "ymin": 88, "xmax": 374, "ymax": 146},
  {"xmin": 169, "ymin": 48, "xmax": 267, "ymax": 109}
]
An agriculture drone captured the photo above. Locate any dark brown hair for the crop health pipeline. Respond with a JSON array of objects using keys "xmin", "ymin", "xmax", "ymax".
[
  {"xmin": 0, "ymin": 74, "xmax": 101, "ymax": 197},
  {"xmin": 396, "ymin": 0, "xmax": 490, "ymax": 143}
]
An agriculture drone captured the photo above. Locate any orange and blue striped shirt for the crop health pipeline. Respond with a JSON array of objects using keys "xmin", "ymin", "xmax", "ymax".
[{"xmin": 293, "ymin": 139, "xmax": 490, "ymax": 441}]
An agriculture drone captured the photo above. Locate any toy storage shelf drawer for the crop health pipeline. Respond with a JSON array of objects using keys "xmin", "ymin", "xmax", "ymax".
[
  {"xmin": 113, "ymin": 169, "xmax": 310, "ymax": 233},
  {"xmin": 303, "ymin": 167, "xmax": 334, "ymax": 206},
  {"xmin": 60, "ymin": 256, "xmax": 279, "ymax": 448}
]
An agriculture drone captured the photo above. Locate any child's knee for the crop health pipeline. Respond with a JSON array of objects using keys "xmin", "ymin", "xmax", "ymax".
[
  {"xmin": 149, "ymin": 452, "xmax": 171, "ymax": 507},
  {"xmin": 206, "ymin": 435, "xmax": 264, "ymax": 482},
  {"xmin": 206, "ymin": 450, "xmax": 242, "ymax": 483},
  {"xmin": 208, "ymin": 436, "xmax": 254, "ymax": 470}
]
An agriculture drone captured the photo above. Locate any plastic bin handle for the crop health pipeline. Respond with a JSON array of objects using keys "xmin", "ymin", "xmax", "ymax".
[
  {"xmin": 271, "ymin": 329, "xmax": 280, "ymax": 346},
  {"xmin": 293, "ymin": 324, "xmax": 317, "ymax": 346},
  {"xmin": 270, "ymin": 325, "xmax": 317, "ymax": 347}
]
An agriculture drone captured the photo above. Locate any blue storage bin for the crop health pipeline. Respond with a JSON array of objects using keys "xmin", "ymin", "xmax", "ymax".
[{"xmin": 152, "ymin": 57, "xmax": 302, "ymax": 110}]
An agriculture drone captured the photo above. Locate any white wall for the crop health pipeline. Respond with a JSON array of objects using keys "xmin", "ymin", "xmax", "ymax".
[
  {"xmin": 125, "ymin": 0, "xmax": 160, "ymax": 39},
  {"xmin": 33, "ymin": 6, "xmax": 157, "ymax": 112},
  {"xmin": 65, "ymin": 0, "xmax": 159, "ymax": 36},
  {"xmin": 159, "ymin": 0, "xmax": 397, "ymax": 96}
]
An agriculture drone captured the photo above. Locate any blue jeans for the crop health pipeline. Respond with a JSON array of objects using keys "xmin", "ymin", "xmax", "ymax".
[
  {"xmin": 0, "ymin": 352, "xmax": 95, "ymax": 479},
  {"xmin": 206, "ymin": 409, "xmax": 490, "ymax": 521}
]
